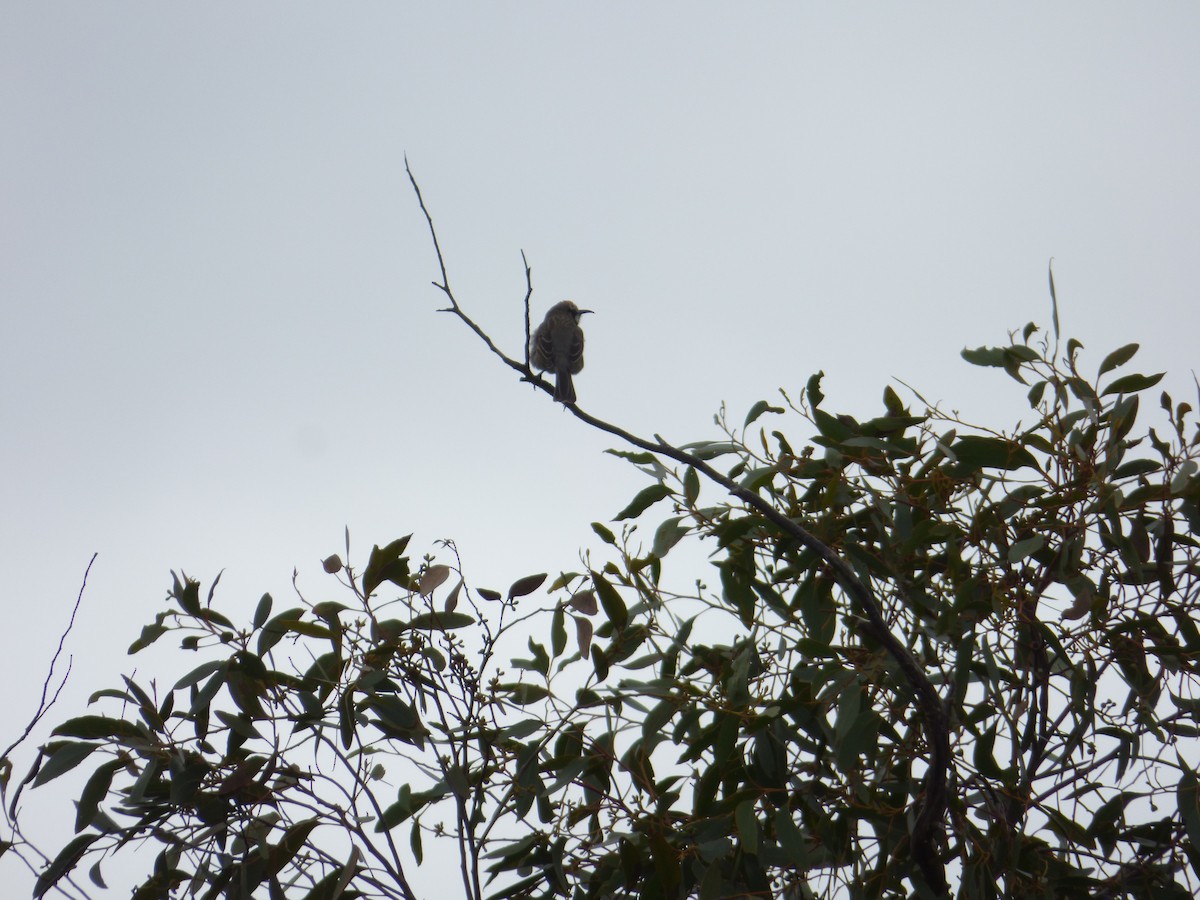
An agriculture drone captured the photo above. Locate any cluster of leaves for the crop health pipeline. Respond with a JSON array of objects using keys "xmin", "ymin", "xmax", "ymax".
[
  {"xmin": 13, "ymin": 538, "xmax": 571, "ymax": 900},
  {"xmin": 10, "ymin": 326, "xmax": 1200, "ymax": 899},
  {"xmin": 566, "ymin": 328, "xmax": 1200, "ymax": 899}
]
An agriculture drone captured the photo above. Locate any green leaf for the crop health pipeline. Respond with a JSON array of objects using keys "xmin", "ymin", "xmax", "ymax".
[
  {"xmin": 1101, "ymin": 372, "xmax": 1165, "ymax": 396},
  {"xmin": 574, "ymin": 615, "xmax": 593, "ymax": 659},
  {"xmin": 189, "ymin": 666, "xmax": 227, "ymax": 720},
  {"xmin": 613, "ymin": 484, "xmax": 673, "ymax": 521},
  {"xmin": 51, "ymin": 716, "xmax": 145, "ymax": 743},
  {"xmin": 550, "ymin": 604, "xmax": 567, "ymax": 658},
  {"xmin": 513, "ymin": 638, "xmax": 550, "ymax": 676},
  {"xmin": 303, "ymin": 652, "xmax": 345, "ymax": 696},
  {"xmin": 961, "ymin": 346, "xmax": 1007, "ymax": 368},
  {"xmin": 498, "ymin": 683, "xmax": 551, "ymax": 705},
  {"xmin": 127, "ymin": 617, "xmax": 168, "ymax": 653},
  {"xmin": 267, "ymin": 818, "xmax": 319, "ymax": 877},
  {"xmin": 417, "ymin": 565, "xmax": 451, "ymax": 597},
  {"xmin": 719, "ymin": 564, "xmax": 757, "ymax": 627},
  {"xmin": 300, "ymin": 860, "xmax": 359, "ymax": 900},
  {"xmin": 508, "ymin": 573, "xmax": 547, "ymax": 599},
  {"xmin": 169, "ymin": 662, "xmax": 223, "ymax": 696},
  {"xmin": 338, "ymin": 690, "xmax": 356, "ymax": 750},
  {"xmin": 715, "ymin": 515, "xmax": 766, "ymax": 548},
  {"xmin": 591, "ymin": 522, "xmax": 616, "ymax": 545},
  {"xmin": 1108, "ymin": 394, "xmax": 1140, "ymax": 444},
  {"xmin": 805, "ymin": 371, "xmax": 825, "ymax": 407},
  {"xmin": 882, "ymin": 384, "xmax": 905, "ymax": 415},
  {"xmin": 592, "ymin": 572, "xmax": 628, "ymax": 630},
  {"xmin": 774, "ymin": 808, "xmax": 809, "ymax": 867},
  {"xmin": 744, "ymin": 400, "xmax": 784, "ymax": 427},
  {"xmin": 362, "ymin": 536, "xmax": 412, "ymax": 597},
  {"xmin": 1048, "ymin": 260, "xmax": 1060, "ymax": 340},
  {"xmin": 215, "ymin": 710, "xmax": 266, "ymax": 742},
  {"xmin": 444, "ymin": 579, "xmax": 463, "ymax": 612},
  {"xmin": 252, "ymin": 593, "xmax": 273, "ymax": 630},
  {"xmin": 604, "ymin": 448, "xmax": 658, "ymax": 465},
  {"xmin": 406, "ymin": 611, "xmax": 476, "ymax": 631},
  {"xmin": 1112, "ymin": 458, "xmax": 1161, "ymax": 479},
  {"xmin": 257, "ymin": 607, "xmax": 307, "ymax": 657},
  {"xmin": 170, "ymin": 574, "xmax": 203, "ymax": 615},
  {"xmin": 499, "ymin": 719, "xmax": 544, "ymax": 740},
  {"xmin": 739, "ymin": 465, "xmax": 779, "ymax": 492},
  {"xmin": 411, "ymin": 820, "xmax": 423, "ymax": 865},
  {"xmin": 32, "ymin": 742, "xmax": 101, "ymax": 788},
  {"xmin": 683, "ymin": 467, "xmax": 700, "ymax": 506},
  {"xmin": 75, "ymin": 760, "xmax": 123, "ymax": 833},
  {"xmin": 989, "ymin": 484, "xmax": 1044, "ymax": 521},
  {"xmin": 813, "ymin": 409, "xmax": 855, "ymax": 442},
  {"xmin": 951, "ymin": 435, "xmax": 1039, "ymax": 471},
  {"xmin": 651, "ymin": 517, "xmax": 688, "ymax": 559},
  {"xmin": 376, "ymin": 783, "xmax": 450, "ymax": 831},
  {"xmin": 972, "ymin": 724, "xmax": 1005, "ymax": 779},
  {"xmin": 34, "ymin": 833, "xmax": 100, "ymax": 898},
  {"xmin": 592, "ymin": 647, "xmax": 609, "ymax": 680},
  {"xmin": 1007, "ymin": 535, "xmax": 1045, "ymax": 563},
  {"xmin": 1178, "ymin": 765, "xmax": 1200, "ymax": 868},
  {"xmin": 680, "ymin": 440, "xmax": 740, "ymax": 460},
  {"xmin": 1099, "ymin": 343, "xmax": 1139, "ymax": 376},
  {"xmin": 367, "ymin": 695, "xmax": 428, "ymax": 746},
  {"xmin": 699, "ymin": 862, "xmax": 724, "ymax": 900},
  {"xmin": 642, "ymin": 698, "xmax": 676, "ymax": 741},
  {"xmin": 1088, "ymin": 791, "xmax": 1136, "ymax": 840},
  {"xmin": 735, "ymin": 800, "xmax": 758, "ymax": 855},
  {"xmin": 1043, "ymin": 807, "xmax": 1089, "ymax": 844},
  {"xmin": 569, "ymin": 590, "xmax": 598, "ymax": 615},
  {"xmin": 87, "ymin": 860, "xmax": 106, "ymax": 890},
  {"xmin": 834, "ymin": 685, "xmax": 862, "ymax": 744},
  {"xmin": 286, "ymin": 620, "xmax": 336, "ymax": 639},
  {"xmin": 648, "ymin": 828, "xmax": 680, "ymax": 894}
]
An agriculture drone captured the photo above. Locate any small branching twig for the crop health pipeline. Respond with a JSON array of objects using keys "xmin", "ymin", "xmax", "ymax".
[
  {"xmin": 1, "ymin": 555, "xmax": 97, "ymax": 898},
  {"xmin": 1, "ymin": 554, "xmax": 94, "ymax": 768},
  {"xmin": 406, "ymin": 160, "xmax": 558, "ymax": 403}
]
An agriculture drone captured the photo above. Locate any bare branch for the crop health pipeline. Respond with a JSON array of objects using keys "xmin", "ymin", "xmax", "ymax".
[
  {"xmin": 521, "ymin": 249, "xmax": 533, "ymax": 372},
  {"xmin": 2, "ymin": 553, "xmax": 95, "ymax": 767},
  {"xmin": 405, "ymin": 159, "xmax": 552, "ymax": 397},
  {"xmin": 0, "ymin": 555, "xmax": 98, "ymax": 899}
]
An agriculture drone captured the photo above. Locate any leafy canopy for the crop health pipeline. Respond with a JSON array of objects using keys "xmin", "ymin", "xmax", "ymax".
[{"xmin": 9, "ymin": 323, "xmax": 1200, "ymax": 900}]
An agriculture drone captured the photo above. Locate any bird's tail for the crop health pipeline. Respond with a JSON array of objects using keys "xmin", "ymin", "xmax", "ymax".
[{"xmin": 555, "ymin": 369, "xmax": 576, "ymax": 404}]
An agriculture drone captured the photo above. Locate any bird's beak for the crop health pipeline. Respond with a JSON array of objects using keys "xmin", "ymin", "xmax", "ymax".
[{"xmin": 579, "ymin": 309, "xmax": 594, "ymax": 316}]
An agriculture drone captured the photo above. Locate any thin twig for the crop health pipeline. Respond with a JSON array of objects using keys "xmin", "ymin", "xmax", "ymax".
[
  {"xmin": 2, "ymin": 553, "xmax": 95, "ymax": 766},
  {"xmin": 521, "ymin": 249, "xmax": 533, "ymax": 371},
  {"xmin": 405, "ymin": 159, "xmax": 550, "ymax": 394}
]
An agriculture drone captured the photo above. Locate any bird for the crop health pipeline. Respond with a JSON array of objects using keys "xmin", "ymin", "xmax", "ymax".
[{"xmin": 529, "ymin": 300, "xmax": 593, "ymax": 404}]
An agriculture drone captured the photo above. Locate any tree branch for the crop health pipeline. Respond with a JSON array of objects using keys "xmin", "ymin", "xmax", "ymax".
[
  {"xmin": 406, "ymin": 159, "xmax": 553, "ymax": 398},
  {"xmin": 406, "ymin": 167, "xmax": 950, "ymax": 894}
]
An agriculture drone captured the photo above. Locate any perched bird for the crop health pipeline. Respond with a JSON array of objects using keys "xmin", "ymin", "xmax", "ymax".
[{"xmin": 529, "ymin": 300, "xmax": 593, "ymax": 404}]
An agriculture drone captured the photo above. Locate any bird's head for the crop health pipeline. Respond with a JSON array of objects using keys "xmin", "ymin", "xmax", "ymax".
[{"xmin": 551, "ymin": 300, "xmax": 594, "ymax": 321}]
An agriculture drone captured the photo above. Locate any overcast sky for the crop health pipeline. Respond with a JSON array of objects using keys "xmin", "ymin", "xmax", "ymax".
[{"xmin": 2, "ymin": 4, "xmax": 1198, "ymax": 895}]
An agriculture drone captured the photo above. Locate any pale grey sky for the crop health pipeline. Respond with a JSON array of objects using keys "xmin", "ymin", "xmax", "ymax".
[{"xmin": 2, "ymin": 4, "xmax": 1198, "ymax": 896}]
